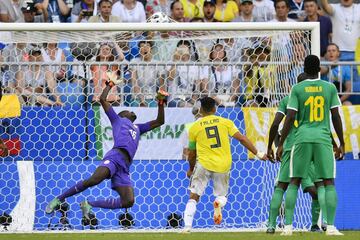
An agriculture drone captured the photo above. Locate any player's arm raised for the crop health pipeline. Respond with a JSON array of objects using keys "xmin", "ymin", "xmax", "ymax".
[
  {"xmin": 147, "ymin": 90, "xmax": 169, "ymax": 130},
  {"xmin": 232, "ymin": 132, "xmax": 267, "ymax": 161},
  {"xmin": 99, "ymin": 84, "xmax": 112, "ymax": 112},
  {"xmin": 267, "ymin": 112, "xmax": 285, "ymax": 162},
  {"xmin": 100, "ymin": 72, "xmax": 122, "ymax": 112}
]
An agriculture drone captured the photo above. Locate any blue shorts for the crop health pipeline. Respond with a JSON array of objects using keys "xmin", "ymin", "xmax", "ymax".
[{"xmin": 99, "ymin": 149, "xmax": 132, "ymax": 189}]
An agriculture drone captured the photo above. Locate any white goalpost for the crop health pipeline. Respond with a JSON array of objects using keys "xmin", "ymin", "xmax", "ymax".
[{"xmin": 0, "ymin": 22, "xmax": 320, "ymax": 232}]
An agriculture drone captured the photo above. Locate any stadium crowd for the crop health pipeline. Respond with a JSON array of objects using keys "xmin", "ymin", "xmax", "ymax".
[{"xmin": 0, "ymin": 0, "xmax": 359, "ymax": 107}]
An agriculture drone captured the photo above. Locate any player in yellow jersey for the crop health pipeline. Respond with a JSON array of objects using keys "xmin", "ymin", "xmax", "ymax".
[{"xmin": 182, "ymin": 97, "xmax": 268, "ymax": 232}]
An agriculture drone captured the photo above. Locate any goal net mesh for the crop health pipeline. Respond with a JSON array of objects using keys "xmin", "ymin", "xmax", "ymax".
[{"xmin": 0, "ymin": 27, "xmax": 313, "ymax": 231}]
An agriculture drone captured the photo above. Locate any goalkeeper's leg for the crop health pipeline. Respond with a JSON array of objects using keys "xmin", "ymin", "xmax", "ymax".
[{"xmin": 46, "ymin": 166, "xmax": 110, "ymax": 214}]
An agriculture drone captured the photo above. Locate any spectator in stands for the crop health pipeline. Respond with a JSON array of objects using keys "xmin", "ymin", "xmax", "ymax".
[
  {"xmin": 170, "ymin": 0, "xmax": 188, "ymax": 22},
  {"xmin": 320, "ymin": 0, "xmax": 360, "ymax": 62},
  {"xmin": 72, "ymin": 0, "xmax": 96, "ymax": 23},
  {"xmin": 167, "ymin": 40, "xmax": 207, "ymax": 107},
  {"xmin": 89, "ymin": 0, "xmax": 120, "ymax": 22},
  {"xmin": 145, "ymin": 0, "xmax": 171, "ymax": 19},
  {"xmin": 207, "ymin": 43, "xmax": 240, "ymax": 106},
  {"xmin": 304, "ymin": 0, "xmax": 332, "ymax": 58},
  {"xmin": 203, "ymin": 0, "xmax": 217, "ymax": 22},
  {"xmin": 242, "ymin": 45, "xmax": 272, "ymax": 107},
  {"xmin": 15, "ymin": 47, "xmax": 63, "ymax": 106},
  {"xmin": 22, "ymin": 2, "xmax": 46, "ymax": 22},
  {"xmin": 36, "ymin": 0, "xmax": 71, "ymax": 22},
  {"xmin": 252, "ymin": 0, "xmax": 274, "ymax": 22},
  {"xmin": 91, "ymin": 42, "xmax": 124, "ymax": 103},
  {"xmin": 41, "ymin": 43, "xmax": 67, "ymax": 82},
  {"xmin": 130, "ymin": 40, "xmax": 166, "ymax": 107},
  {"xmin": 0, "ymin": 0, "xmax": 25, "ymax": 22},
  {"xmin": 321, "ymin": 43, "xmax": 353, "ymax": 105},
  {"xmin": 1, "ymin": 43, "xmax": 30, "ymax": 94},
  {"xmin": 270, "ymin": 0, "xmax": 295, "ymax": 22},
  {"xmin": 214, "ymin": 0, "xmax": 239, "ymax": 22},
  {"xmin": 233, "ymin": 0, "xmax": 256, "ymax": 22},
  {"xmin": 111, "ymin": 0, "xmax": 146, "ymax": 22},
  {"xmin": 288, "ymin": 0, "xmax": 305, "ymax": 21},
  {"xmin": 180, "ymin": 0, "xmax": 204, "ymax": 19}
]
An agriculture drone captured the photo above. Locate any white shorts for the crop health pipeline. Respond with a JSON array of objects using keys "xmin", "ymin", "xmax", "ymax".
[{"xmin": 189, "ymin": 162, "xmax": 230, "ymax": 197}]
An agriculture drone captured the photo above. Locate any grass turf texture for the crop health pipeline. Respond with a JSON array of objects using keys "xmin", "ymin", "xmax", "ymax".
[{"xmin": 0, "ymin": 232, "xmax": 359, "ymax": 240}]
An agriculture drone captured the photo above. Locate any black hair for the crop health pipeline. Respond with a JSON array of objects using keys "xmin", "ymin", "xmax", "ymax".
[
  {"xmin": 274, "ymin": 0, "xmax": 290, "ymax": 9},
  {"xmin": 304, "ymin": 55, "xmax": 320, "ymax": 75},
  {"xmin": 327, "ymin": 43, "xmax": 340, "ymax": 51},
  {"xmin": 200, "ymin": 97, "xmax": 216, "ymax": 113},
  {"xmin": 138, "ymin": 40, "xmax": 154, "ymax": 48},
  {"xmin": 98, "ymin": 0, "xmax": 113, "ymax": 7},
  {"xmin": 303, "ymin": 0, "xmax": 318, "ymax": 5},
  {"xmin": 170, "ymin": 0, "xmax": 181, "ymax": 10}
]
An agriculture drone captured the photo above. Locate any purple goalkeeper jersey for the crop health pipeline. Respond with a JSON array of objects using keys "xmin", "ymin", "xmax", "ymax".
[{"xmin": 104, "ymin": 106, "xmax": 151, "ymax": 161}]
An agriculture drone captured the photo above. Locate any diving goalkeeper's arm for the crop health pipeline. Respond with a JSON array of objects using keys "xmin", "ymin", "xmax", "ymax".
[{"xmin": 147, "ymin": 90, "xmax": 169, "ymax": 130}]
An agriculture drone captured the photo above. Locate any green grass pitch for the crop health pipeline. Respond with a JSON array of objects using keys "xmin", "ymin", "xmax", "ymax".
[{"xmin": 1, "ymin": 232, "xmax": 360, "ymax": 240}]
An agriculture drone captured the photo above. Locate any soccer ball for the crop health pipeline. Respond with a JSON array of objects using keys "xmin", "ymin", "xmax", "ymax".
[{"xmin": 148, "ymin": 12, "xmax": 171, "ymax": 23}]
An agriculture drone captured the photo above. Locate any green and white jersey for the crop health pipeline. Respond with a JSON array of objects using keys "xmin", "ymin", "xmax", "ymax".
[
  {"xmin": 278, "ymin": 96, "xmax": 297, "ymax": 151},
  {"xmin": 287, "ymin": 79, "xmax": 341, "ymax": 146}
]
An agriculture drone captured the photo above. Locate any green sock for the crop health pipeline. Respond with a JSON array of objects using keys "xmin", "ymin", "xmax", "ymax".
[
  {"xmin": 325, "ymin": 185, "xmax": 338, "ymax": 225},
  {"xmin": 268, "ymin": 187, "xmax": 285, "ymax": 228},
  {"xmin": 311, "ymin": 200, "xmax": 320, "ymax": 226},
  {"xmin": 285, "ymin": 184, "xmax": 299, "ymax": 225},
  {"xmin": 317, "ymin": 185, "xmax": 327, "ymax": 225}
]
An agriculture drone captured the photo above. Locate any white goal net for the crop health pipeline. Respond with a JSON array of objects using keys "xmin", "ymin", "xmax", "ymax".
[{"xmin": 0, "ymin": 23, "xmax": 319, "ymax": 232}]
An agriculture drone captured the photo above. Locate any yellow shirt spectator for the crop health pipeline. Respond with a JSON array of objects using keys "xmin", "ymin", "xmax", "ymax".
[
  {"xmin": 214, "ymin": 0, "xmax": 239, "ymax": 22},
  {"xmin": 180, "ymin": 0, "xmax": 205, "ymax": 19},
  {"xmin": 356, "ymin": 38, "xmax": 360, "ymax": 74}
]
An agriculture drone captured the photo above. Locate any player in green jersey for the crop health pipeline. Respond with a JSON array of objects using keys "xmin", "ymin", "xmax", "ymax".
[
  {"xmin": 277, "ymin": 55, "xmax": 345, "ymax": 236},
  {"xmin": 266, "ymin": 73, "xmax": 326, "ymax": 234}
]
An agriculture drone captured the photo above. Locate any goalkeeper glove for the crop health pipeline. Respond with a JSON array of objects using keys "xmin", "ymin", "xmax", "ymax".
[
  {"xmin": 105, "ymin": 71, "xmax": 122, "ymax": 88},
  {"xmin": 156, "ymin": 89, "xmax": 169, "ymax": 106}
]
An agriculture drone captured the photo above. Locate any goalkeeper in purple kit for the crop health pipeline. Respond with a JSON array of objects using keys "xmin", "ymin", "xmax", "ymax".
[{"xmin": 46, "ymin": 75, "xmax": 168, "ymax": 219}]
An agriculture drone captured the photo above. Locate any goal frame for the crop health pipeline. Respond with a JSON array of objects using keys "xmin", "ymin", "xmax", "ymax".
[{"xmin": 0, "ymin": 22, "xmax": 320, "ymax": 57}]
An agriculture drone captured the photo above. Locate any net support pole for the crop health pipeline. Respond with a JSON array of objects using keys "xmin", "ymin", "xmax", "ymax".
[
  {"xmin": 310, "ymin": 22, "xmax": 321, "ymax": 57},
  {"xmin": 0, "ymin": 22, "xmax": 321, "ymax": 33}
]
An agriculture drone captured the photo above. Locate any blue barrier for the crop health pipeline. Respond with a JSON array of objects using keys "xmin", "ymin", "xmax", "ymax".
[{"xmin": 0, "ymin": 106, "xmax": 359, "ymax": 230}]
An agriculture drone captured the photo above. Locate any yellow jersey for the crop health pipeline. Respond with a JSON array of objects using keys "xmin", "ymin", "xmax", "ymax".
[
  {"xmin": 180, "ymin": 0, "xmax": 205, "ymax": 19},
  {"xmin": 188, "ymin": 115, "xmax": 239, "ymax": 173},
  {"xmin": 214, "ymin": 1, "xmax": 239, "ymax": 22}
]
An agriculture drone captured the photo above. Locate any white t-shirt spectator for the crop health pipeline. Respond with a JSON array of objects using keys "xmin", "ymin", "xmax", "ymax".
[
  {"xmin": 0, "ymin": 0, "xmax": 25, "ymax": 22},
  {"xmin": 330, "ymin": 3, "xmax": 360, "ymax": 52},
  {"xmin": 111, "ymin": 1, "xmax": 146, "ymax": 23},
  {"xmin": 168, "ymin": 65, "xmax": 207, "ymax": 101},
  {"xmin": 204, "ymin": 66, "xmax": 240, "ymax": 94},
  {"xmin": 253, "ymin": 0, "xmax": 275, "ymax": 22},
  {"xmin": 130, "ymin": 58, "xmax": 166, "ymax": 96}
]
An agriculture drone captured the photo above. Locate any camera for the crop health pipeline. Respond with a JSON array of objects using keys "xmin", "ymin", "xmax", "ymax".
[
  {"xmin": 82, "ymin": 11, "xmax": 94, "ymax": 17},
  {"xmin": 21, "ymin": 0, "xmax": 37, "ymax": 13}
]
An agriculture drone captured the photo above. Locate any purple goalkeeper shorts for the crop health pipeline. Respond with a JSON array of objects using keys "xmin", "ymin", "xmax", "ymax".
[{"xmin": 99, "ymin": 149, "xmax": 132, "ymax": 189}]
